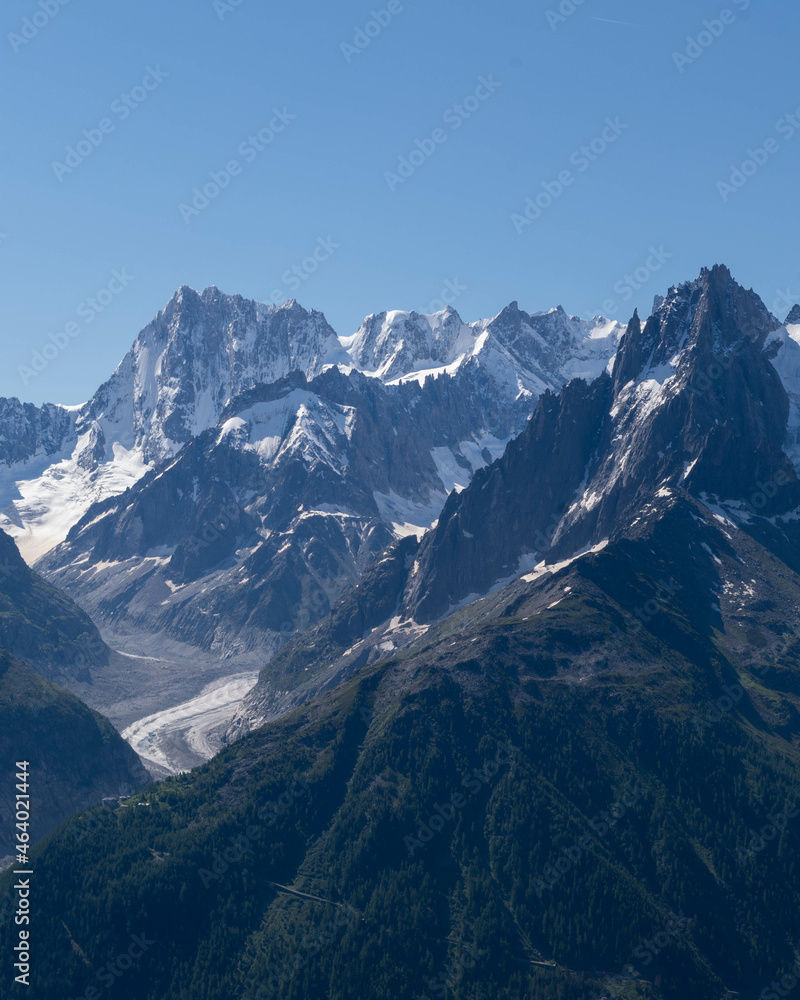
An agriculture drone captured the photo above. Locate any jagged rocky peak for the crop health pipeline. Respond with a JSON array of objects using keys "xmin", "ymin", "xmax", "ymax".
[
  {"xmin": 402, "ymin": 265, "xmax": 800, "ymax": 623},
  {"xmin": 485, "ymin": 300, "xmax": 534, "ymax": 353},
  {"xmin": 592, "ymin": 265, "xmax": 792, "ymax": 515},
  {"xmin": 0, "ymin": 397, "xmax": 76, "ymax": 467},
  {"xmin": 786, "ymin": 303, "xmax": 800, "ymax": 325},
  {"xmin": 346, "ymin": 298, "xmax": 624, "ymax": 386},
  {"xmin": 0, "ymin": 281, "xmax": 622, "ymax": 563},
  {"xmin": 78, "ymin": 286, "xmax": 347, "ymax": 465},
  {"xmin": 613, "ymin": 264, "xmax": 780, "ymax": 392},
  {"xmin": 153, "ymin": 284, "xmax": 341, "ymax": 372},
  {"xmin": 488, "ymin": 301, "xmax": 568, "ymax": 346},
  {"xmin": 344, "ymin": 306, "xmax": 470, "ymax": 380},
  {"xmin": 486, "ymin": 300, "xmax": 621, "ymax": 373},
  {"xmin": 489, "ymin": 299, "xmax": 522, "ymax": 325}
]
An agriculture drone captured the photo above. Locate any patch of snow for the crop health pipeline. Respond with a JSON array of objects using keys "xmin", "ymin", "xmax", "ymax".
[
  {"xmin": 701, "ymin": 542, "xmax": 723, "ymax": 565},
  {"xmin": 698, "ymin": 494, "xmax": 742, "ymax": 528},
  {"xmin": 0, "ymin": 439, "xmax": 152, "ymax": 564},
  {"xmin": 682, "ymin": 458, "xmax": 698, "ymax": 480},
  {"xmin": 522, "ymin": 539, "xmax": 610, "ymax": 583},
  {"xmin": 373, "ymin": 489, "xmax": 447, "ymax": 537}
]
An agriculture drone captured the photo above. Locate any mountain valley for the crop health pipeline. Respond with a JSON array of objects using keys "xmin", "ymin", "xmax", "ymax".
[{"xmin": 2, "ymin": 267, "xmax": 800, "ymax": 998}]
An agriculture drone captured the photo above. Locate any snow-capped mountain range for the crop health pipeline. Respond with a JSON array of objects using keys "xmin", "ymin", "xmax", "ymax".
[
  {"xmin": 0, "ymin": 287, "xmax": 621, "ymax": 564},
  {"xmin": 231, "ymin": 265, "xmax": 800, "ymax": 736},
  {"xmin": 4, "ymin": 271, "xmax": 800, "ymax": 675},
  {"xmin": 343, "ymin": 301, "xmax": 619, "ymax": 389}
]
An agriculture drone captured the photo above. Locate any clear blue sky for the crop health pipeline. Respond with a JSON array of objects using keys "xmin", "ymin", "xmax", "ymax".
[{"xmin": 1, "ymin": 0, "xmax": 798, "ymax": 405}]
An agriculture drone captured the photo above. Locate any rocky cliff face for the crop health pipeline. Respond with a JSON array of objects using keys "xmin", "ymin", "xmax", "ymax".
[
  {"xmin": 79, "ymin": 287, "xmax": 348, "ymax": 466},
  {"xmin": 404, "ymin": 374, "xmax": 614, "ymax": 622},
  {"xmin": 403, "ymin": 266, "xmax": 800, "ymax": 622},
  {"xmin": 0, "ymin": 398, "xmax": 75, "ymax": 466}
]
